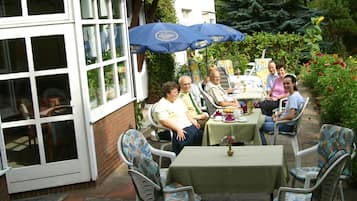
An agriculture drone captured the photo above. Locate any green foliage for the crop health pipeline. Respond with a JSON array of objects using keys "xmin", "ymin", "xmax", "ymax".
[
  {"xmin": 203, "ymin": 32, "xmax": 305, "ymax": 75},
  {"xmin": 309, "ymin": 0, "xmax": 357, "ymax": 55},
  {"xmin": 302, "ymin": 16, "xmax": 324, "ymax": 60},
  {"xmin": 216, "ymin": 0, "xmax": 321, "ymax": 34},
  {"xmin": 299, "ymin": 54, "xmax": 357, "ymax": 184},
  {"xmin": 134, "ymin": 101, "xmax": 144, "ymax": 130},
  {"xmin": 153, "ymin": 0, "xmax": 177, "ymax": 23},
  {"xmin": 144, "ymin": 0, "xmax": 177, "ymax": 103},
  {"xmin": 146, "ymin": 52, "xmax": 175, "ymax": 103}
]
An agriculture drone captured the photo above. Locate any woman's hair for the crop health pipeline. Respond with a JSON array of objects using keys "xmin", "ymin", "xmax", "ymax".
[
  {"xmin": 284, "ymin": 74, "xmax": 298, "ymax": 91},
  {"xmin": 162, "ymin": 81, "xmax": 179, "ymax": 97},
  {"xmin": 276, "ymin": 63, "xmax": 285, "ymax": 70}
]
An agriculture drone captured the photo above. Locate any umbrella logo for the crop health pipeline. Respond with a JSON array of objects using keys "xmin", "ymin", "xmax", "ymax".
[{"xmin": 155, "ymin": 30, "xmax": 179, "ymax": 42}]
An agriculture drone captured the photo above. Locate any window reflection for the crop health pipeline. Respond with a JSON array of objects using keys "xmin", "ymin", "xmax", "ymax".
[
  {"xmin": 0, "ymin": 0, "xmax": 22, "ymax": 17},
  {"xmin": 97, "ymin": 0, "xmax": 109, "ymax": 19},
  {"xmin": 83, "ymin": 25, "xmax": 98, "ymax": 65},
  {"xmin": 114, "ymin": 24, "xmax": 124, "ymax": 57},
  {"xmin": 117, "ymin": 62, "xmax": 127, "ymax": 94},
  {"xmin": 87, "ymin": 68, "xmax": 103, "ymax": 108},
  {"xmin": 41, "ymin": 120, "xmax": 78, "ymax": 163},
  {"xmin": 104, "ymin": 64, "xmax": 116, "ymax": 101},
  {"xmin": 0, "ymin": 79, "xmax": 33, "ymax": 122},
  {"xmin": 100, "ymin": 24, "xmax": 112, "ymax": 61},
  {"xmin": 112, "ymin": 0, "xmax": 121, "ymax": 19},
  {"xmin": 82, "ymin": 0, "xmax": 130, "ymax": 109},
  {"xmin": 80, "ymin": 0, "xmax": 94, "ymax": 19},
  {"xmin": 4, "ymin": 125, "xmax": 40, "ymax": 167},
  {"xmin": 27, "ymin": 0, "xmax": 64, "ymax": 15},
  {"xmin": 36, "ymin": 74, "xmax": 72, "ymax": 117},
  {"xmin": 0, "ymin": 38, "xmax": 28, "ymax": 74},
  {"xmin": 32, "ymin": 35, "xmax": 67, "ymax": 71}
]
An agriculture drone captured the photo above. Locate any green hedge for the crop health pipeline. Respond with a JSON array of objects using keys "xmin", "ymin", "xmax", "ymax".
[{"xmin": 195, "ymin": 32, "xmax": 305, "ymax": 77}]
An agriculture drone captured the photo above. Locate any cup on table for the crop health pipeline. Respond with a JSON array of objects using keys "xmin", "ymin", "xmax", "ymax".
[{"xmin": 233, "ymin": 109, "xmax": 242, "ymax": 119}]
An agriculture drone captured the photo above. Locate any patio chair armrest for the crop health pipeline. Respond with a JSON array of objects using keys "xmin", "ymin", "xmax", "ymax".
[
  {"xmin": 296, "ymin": 144, "xmax": 318, "ymax": 159},
  {"xmin": 277, "ymin": 186, "xmax": 313, "ymax": 200},
  {"xmin": 303, "ymin": 171, "xmax": 319, "ymax": 188},
  {"xmin": 150, "ymin": 146, "xmax": 176, "ymax": 162},
  {"xmin": 274, "ymin": 119, "xmax": 295, "ymax": 125},
  {"xmin": 163, "ymin": 185, "xmax": 196, "ymax": 201},
  {"xmin": 0, "ymin": 167, "xmax": 11, "ymax": 176},
  {"xmin": 351, "ymin": 142, "xmax": 356, "ymax": 159}
]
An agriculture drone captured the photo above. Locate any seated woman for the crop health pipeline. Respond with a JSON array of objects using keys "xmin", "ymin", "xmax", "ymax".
[
  {"xmin": 155, "ymin": 81, "xmax": 202, "ymax": 155},
  {"xmin": 259, "ymin": 74, "xmax": 305, "ymax": 145},
  {"xmin": 259, "ymin": 64, "xmax": 288, "ymax": 116}
]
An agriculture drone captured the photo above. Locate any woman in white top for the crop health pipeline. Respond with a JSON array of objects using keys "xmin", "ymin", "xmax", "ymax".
[
  {"xmin": 260, "ymin": 74, "xmax": 305, "ymax": 145},
  {"xmin": 155, "ymin": 81, "xmax": 202, "ymax": 155}
]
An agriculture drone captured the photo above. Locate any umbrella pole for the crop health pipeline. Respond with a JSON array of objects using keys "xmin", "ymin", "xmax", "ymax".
[{"xmin": 160, "ymin": 54, "xmax": 162, "ymax": 87}]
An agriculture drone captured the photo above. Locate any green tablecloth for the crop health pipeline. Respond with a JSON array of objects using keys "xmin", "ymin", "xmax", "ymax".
[
  {"xmin": 166, "ymin": 146, "xmax": 288, "ymax": 194},
  {"xmin": 203, "ymin": 109, "xmax": 265, "ymax": 145}
]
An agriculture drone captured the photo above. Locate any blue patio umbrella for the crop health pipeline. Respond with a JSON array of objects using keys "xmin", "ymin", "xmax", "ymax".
[
  {"xmin": 129, "ymin": 22, "xmax": 212, "ymax": 54},
  {"xmin": 189, "ymin": 23, "xmax": 245, "ymax": 70},
  {"xmin": 188, "ymin": 23, "xmax": 245, "ymax": 42}
]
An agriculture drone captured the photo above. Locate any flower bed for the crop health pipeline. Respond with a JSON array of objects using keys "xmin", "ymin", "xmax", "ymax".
[{"xmin": 300, "ymin": 53, "xmax": 357, "ymax": 184}]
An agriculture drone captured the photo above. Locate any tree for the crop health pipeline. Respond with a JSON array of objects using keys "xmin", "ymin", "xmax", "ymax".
[
  {"xmin": 309, "ymin": 0, "xmax": 357, "ymax": 55},
  {"xmin": 215, "ymin": 0, "xmax": 321, "ymax": 34}
]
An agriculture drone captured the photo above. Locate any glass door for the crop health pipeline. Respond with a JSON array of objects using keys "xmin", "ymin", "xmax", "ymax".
[{"xmin": 0, "ymin": 24, "xmax": 90, "ymax": 193}]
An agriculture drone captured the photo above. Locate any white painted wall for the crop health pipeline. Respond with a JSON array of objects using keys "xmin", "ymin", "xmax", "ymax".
[
  {"xmin": 128, "ymin": 1, "xmax": 149, "ymax": 102},
  {"xmin": 174, "ymin": 0, "xmax": 216, "ymax": 66}
]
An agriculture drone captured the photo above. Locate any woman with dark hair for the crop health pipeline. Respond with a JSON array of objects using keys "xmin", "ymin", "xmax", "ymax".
[
  {"xmin": 260, "ymin": 74, "xmax": 305, "ymax": 145},
  {"xmin": 260, "ymin": 64, "xmax": 289, "ymax": 116},
  {"xmin": 155, "ymin": 81, "xmax": 202, "ymax": 155}
]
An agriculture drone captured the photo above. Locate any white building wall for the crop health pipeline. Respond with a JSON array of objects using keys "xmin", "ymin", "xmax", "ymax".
[{"xmin": 174, "ymin": 0, "xmax": 216, "ymax": 65}]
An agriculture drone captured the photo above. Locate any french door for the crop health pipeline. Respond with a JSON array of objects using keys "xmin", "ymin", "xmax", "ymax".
[{"xmin": 0, "ymin": 24, "xmax": 90, "ymax": 193}]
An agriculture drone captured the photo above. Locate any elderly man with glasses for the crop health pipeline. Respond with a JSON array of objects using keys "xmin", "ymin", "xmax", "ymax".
[{"xmin": 178, "ymin": 75, "xmax": 209, "ymax": 127}]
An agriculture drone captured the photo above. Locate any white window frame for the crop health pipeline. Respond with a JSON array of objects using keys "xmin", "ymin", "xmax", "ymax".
[
  {"xmin": 76, "ymin": 0, "xmax": 134, "ymax": 123},
  {"xmin": 0, "ymin": 0, "xmax": 72, "ymax": 28}
]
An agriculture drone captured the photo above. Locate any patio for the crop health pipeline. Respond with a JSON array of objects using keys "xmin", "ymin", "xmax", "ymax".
[{"xmin": 13, "ymin": 85, "xmax": 357, "ymax": 201}]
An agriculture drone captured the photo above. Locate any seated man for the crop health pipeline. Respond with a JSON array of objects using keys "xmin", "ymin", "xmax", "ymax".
[
  {"xmin": 265, "ymin": 60, "xmax": 279, "ymax": 93},
  {"xmin": 178, "ymin": 75, "xmax": 209, "ymax": 127},
  {"xmin": 205, "ymin": 69, "xmax": 241, "ymax": 107},
  {"xmin": 155, "ymin": 81, "xmax": 203, "ymax": 155}
]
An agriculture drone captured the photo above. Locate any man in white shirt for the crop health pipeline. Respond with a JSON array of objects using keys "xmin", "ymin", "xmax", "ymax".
[
  {"xmin": 266, "ymin": 61, "xmax": 279, "ymax": 93},
  {"xmin": 205, "ymin": 69, "xmax": 241, "ymax": 107}
]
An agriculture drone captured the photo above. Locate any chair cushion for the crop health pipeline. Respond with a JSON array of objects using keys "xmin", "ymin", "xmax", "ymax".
[
  {"xmin": 274, "ymin": 192, "xmax": 312, "ymax": 201},
  {"xmin": 164, "ymin": 183, "xmax": 201, "ymax": 201},
  {"xmin": 133, "ymin": 156, "xmax": 161, "ymax": 186},
  {"xmin": 121, "ymin": 129, "xmax": 153, "ymax": 163},
  {"xmin": 289, "ymin": 167, "xmax": 320, "ymax": 181},
  {"xmin": 317, "ymin": 124, "xmax": 354, "ymax": 177}
]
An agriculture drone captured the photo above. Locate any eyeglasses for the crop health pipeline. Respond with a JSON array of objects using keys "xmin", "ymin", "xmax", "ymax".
[{"xmin": 181, "ymin": 83, "xmax": 191, "ymax": 86}]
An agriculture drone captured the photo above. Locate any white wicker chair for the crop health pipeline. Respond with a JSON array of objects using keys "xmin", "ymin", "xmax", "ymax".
[
  {"xmin": 265, "ymin": 97, "xmax": 310, "ymax": 145},
  {"xmin": 147, "ymin": 103, "xmax": 174, "ymax": 167}
]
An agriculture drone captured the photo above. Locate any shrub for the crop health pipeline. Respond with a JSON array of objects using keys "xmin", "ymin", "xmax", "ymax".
[{"xmin": 300, "ymin": 53, "xmax": 357, "ymax": 185}]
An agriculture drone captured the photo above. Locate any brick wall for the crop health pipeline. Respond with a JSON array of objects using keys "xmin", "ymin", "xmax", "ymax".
[
  {"xmin": 93, "ymin": 102, "xmax": 136, "ymax": 183},
  {"xmin": 0, "ymin": 175, "xmax": 10, "ymax": 201}
]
